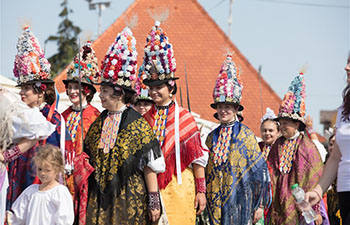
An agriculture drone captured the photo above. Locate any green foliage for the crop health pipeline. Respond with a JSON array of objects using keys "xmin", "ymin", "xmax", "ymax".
[{"xmin": 46, "ymin": 0, "xmax": 81, "ymax": 77}]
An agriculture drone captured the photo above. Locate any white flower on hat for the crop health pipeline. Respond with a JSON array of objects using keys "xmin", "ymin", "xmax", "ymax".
[
  {"xmin": 127, "ymin": 65, "xmax": 133, "ymax": 71},
  {"xmin": 151, "ymin": 51, "xmax": 156, "ymax": 56},
  {"xmin": 105, "ymin": 58, "xmax": 109, "ymax": 63},
  {"xmin": 161, "ymin": 42, "xmax": 166, "ymax": 47},
  {"xmin": 154, "ymin": 45, "xmax": 159, "ymax": 51},
  {"xmin": 125, "ymin": 72, "xmax": 130, "ymax": 77},
  {"xmin": 145, "ymin": 64, "xmax": 151, "ymax": 70},
  {"xmin": 108, "ymin": 70, "xmax": 114, "ymax": 76},
  {"xmin": 124, "ymin": 80, "xmax": 131, "ymax": 87},
  {"xmin": 118, "ymin": 71, "xmax": 123, "ymax": 77},
  {"xmin": 124, "ymin": 50, "xmax": 130, "ymax": 56},
  {"xmin": 117, "ymin": 79, "xmax": 124, "ymax": 85},
  {"xmin": 111, "ymin": 59, "xmax": 118, "ymax": 65}
]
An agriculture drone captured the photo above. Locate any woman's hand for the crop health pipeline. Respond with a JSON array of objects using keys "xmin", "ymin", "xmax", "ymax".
[
  {"xmin": 253, "ymin": 207, "xmax": 263, "ymax": 223},
  {"xmin": 194, "ymin": 192, "xmax": 206, "ymax": 215},
  {"xmin": 305, "ymin": 186, "xmax": 322, "ymax": 206},
  {"xmin": 315, "ymin": 214, "xmax": 323, "ymax": 225},
  {"xmin": 149, "ymin": 209, "xmax": 160, "ymax": 222}
]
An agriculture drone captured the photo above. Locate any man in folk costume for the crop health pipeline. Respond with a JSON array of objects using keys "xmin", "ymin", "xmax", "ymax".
[
  {"xmin": 141, "ymin": 18, "xmax": 208, "ymax": 224},
  {"xmin": 84, "ymin": 24, "xmax": 165, "ymax": 225},
  {"xmin": 205, "ymin": 55, "xmax": 271, "ymax": 225},
  {"xmin": 6, "ymin": 27, "xmax": 72, "ymax": 210},
  {"xmin": 61, "ymin": 41, "xmax": 100, "ymax": 225},
  {"xmin": 266, "ymin": 71, "xmax": 329, "ymax": 224}
]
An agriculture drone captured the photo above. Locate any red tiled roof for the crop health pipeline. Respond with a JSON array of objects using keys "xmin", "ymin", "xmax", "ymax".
[{"xmin": 54, "ymin": 0, "xmax": 281, "ymax": 135}]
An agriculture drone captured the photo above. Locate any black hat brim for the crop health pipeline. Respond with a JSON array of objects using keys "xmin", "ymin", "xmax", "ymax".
[
  {"xmin": 16, "ymin": 79, "xmax": 55, "ymax": 87},
  {"xmin": 96, "ymin": 81, "xmax": 136, "ymax": 93},
  {"xmin": 275, "ymin": 116, "xmax": 306, "ymax": 131},
  {"xmin": 143, "ymin": 77, "xmax": 179, "ymax": 87},
  {"xmin": 210, "ymin": 102, "xmax": 244, "ymax": 111},
  {"xmin": 62, "ymin": 79, "xmax": 97, "ymax": 93}
]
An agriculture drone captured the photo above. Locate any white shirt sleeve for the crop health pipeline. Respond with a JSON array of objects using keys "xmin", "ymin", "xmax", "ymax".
[
  {"xmin": 191, "ymin": 150, "xmax": 209, "ymax": 167},
  {"xmin": 335, "ymin": 107, "xmax": 342, "ymax": 129},
  {"xmin": 10, "ymin": 185, "xmax": 34, "ymax": 225},
  {"xmin": 52, "ymin": 186, "xmax": 74, "ymax": 225},
  {"xmin": 12, "ymin": 107, "xmax": 56, "ymax": 142},
  {"xmin": 143, "ymin": 149, "xmax": 166, "ymax": 174},
  {"xmin": 312, "ymin": 139, "xmax": 327, "ymax": 162}
]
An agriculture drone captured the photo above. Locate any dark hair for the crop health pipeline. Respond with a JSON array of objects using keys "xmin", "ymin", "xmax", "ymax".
[
  {"xmin": 342, "ymin": 84, "xmax": 350, "ymax": 122},
  {"xmin": 64, "ymin": 82, "xmax": 96, "ymax": 103},
  {"xmin": 261, "ymin": 119, "xmax": 280, "ymax": 131},
  {"xmin": 112, "ymin": 87, "xmax": 135, "ymax": 105},
  {"xmin": 166, "ymin": 83, "xmax": 177, "ymax": 95},
  {"xmin": 32, "ymin": 83, "xmax": 56, "ymax": 105}
]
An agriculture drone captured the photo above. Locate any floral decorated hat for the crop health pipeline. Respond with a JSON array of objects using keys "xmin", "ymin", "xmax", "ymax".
[
  {"xmin": 13, "ymin": 27, "xmax": 52, "ymax": 86},
  {"xmin": 134, "ymin": 72, "xmax": 153, "ymax": 103},
  {"xmin": 97, "ymin": 26, "xmax": 137, "ymax": 92},
  {"xmin": 210, "ymin": 55, "xmax": 243, "ymax": 111},
  {"xmin": 277, "ymin": 72, "xmax": 306, "ymax": 130},
  {"xmin": 139, "ymin": 20, "xmax": 178, "ymax": 87},
  {"xmin": 261, "ymin": 107, "xmax": 277, "ymax": 123},
  {"xmin": 63, "ymin": 41, "xmax": 99, "ymax": 92}
]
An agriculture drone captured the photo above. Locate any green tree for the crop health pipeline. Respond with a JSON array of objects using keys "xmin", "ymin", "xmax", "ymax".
[{"xmin": 46, "ymin": 0, "xmax": 81, "ymax": 77}]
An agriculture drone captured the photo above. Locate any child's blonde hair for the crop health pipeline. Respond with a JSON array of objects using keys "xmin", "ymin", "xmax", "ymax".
[{"xmin": 33, "ymin": 145, "xmax": 64, "ymax": 178}]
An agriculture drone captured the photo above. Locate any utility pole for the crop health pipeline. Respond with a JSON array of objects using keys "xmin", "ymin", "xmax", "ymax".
[
  {"xmin": 86, "ymin": 0, "xmax": 111, "ymax": 36},
  {"xmin": 228, "ymin": 0, "xmax": 234, "ymax": 39}
]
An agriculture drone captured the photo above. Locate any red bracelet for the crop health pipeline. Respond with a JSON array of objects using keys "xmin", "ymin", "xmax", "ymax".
[
  {"xmin": 3, "ymin": 145, "xmax": 22, "ymax": 163},
  {"xmin": 195, "ymin": 177, "xmax": 206, "ymax": 194},
  {"xmin": 148, "ymin": 191, "xmax": 160, "ymax": 211}
]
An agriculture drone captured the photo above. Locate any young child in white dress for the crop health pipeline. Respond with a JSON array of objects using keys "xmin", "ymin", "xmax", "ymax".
[{"xmin": 7, "ymin": 145, "xmax": 74, "ymax": 225}]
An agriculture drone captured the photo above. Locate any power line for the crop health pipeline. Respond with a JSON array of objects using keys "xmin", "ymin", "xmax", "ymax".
[
  {"xmin": 209, "ymin": 0, "xmax": 349, "ymax": 10},
  {"xmin": 254, "ymin": 0, "xmax": 349, "ymax": 9}
]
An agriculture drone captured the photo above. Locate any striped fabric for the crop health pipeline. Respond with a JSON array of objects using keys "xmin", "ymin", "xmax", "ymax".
[{"xmin": 144, "ymin": 103, "xmax": 205, "ymax": 189}]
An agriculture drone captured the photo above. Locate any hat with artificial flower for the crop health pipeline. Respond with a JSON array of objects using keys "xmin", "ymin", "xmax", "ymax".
[
  {"xmin": 210, "ymin": 54, "xmax": 243, "ymax": 111},
  {"xmin": 98, "ymin": 25, "xmax": 137, "ymax": 92},
  {"xmin": 63, "ymin": 41, "xmax": 99, "ymax": 92},
  {"xmin": 13, "ymin": 26, "xmax": 52, "ymax": 86},
  {"xmin": 277, "ymin": 70, "xmax": 306, "ymax": 130},
  {"xmin": 140, "ymin": 10, "xmax": 178, "ymax": 87},
  {"xmin": 261, "ymin": 107, "xmax": 277, "ymax": 123},
  {"xmin": 134, "ymin": 72, "xmax": 153, "ymax": 103}
]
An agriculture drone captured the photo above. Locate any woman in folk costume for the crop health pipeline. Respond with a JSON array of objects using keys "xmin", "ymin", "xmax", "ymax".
[
  {"xmin": 259, "ymin": 107, "xmax": 280, "ymax": 160},
  {"xmin": 140, "ymin": 17, "xmax": 208, "ymax": 224},
  {"xmin": 266, "ymin": 71, "xmax": 329, "ymax": 225},
  {"xmin": 84, "ymin": 24, "xmax": 165, "ymax": 225},
  {"xmin": 134, "ymin": 75, "xmax": 154, "ymax": 116},
  {"xmin": 205, "ymin": 55, "xmax": 271, "ymax": 225},
  {"xmin": 61, "ymin": 41, "xmax": 100, "ymax": 225},
  {"xmin": 5, "ymin": 26, "xmax": 72, "ymax": 210},
  {"xmin": 0, "ymin": 86, "xmax": 56, "ymax": 223},
  {"xmin": 139, "ymin": 16, "xmax": 209, "ymax": 222}
]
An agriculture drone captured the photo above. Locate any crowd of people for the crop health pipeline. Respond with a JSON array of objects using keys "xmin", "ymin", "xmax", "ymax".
[{"xmin": 0, "ymin": 14, "xmax": 349, "ymax": 225}]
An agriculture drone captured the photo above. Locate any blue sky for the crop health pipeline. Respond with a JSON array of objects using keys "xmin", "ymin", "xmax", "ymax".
[{"xmin": 1, "ymin": 0, "xmax": 349, "ymax": 133}]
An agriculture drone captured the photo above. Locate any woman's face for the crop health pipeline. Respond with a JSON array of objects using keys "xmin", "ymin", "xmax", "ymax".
[
  {"xmin": 216, "ymin": 103, "xmax": 237, "ymax": 123},
  {"xmin": 67, "ymin": 82, "xmax": 87, "ymax": 106},
  {"xmin": 135, "ymin": 100, "xmax": 153, "ymax": 116},
  {"xmin": 99, "ymin": 85, "xmax": 120, "ymax": 111},
  {"xmin": 279, "ymin": 118, "xmax": 300, "ymax": 139},
  {"xmin": 19, "ymin": 84, "xmax": 41, "ymax": 108},
  {"xmin": 260, "ymin": 120, "xmax": 280, "ymax": 145},
  {"xmin": 149, "ymin": 84, "xmax": 172, "ymax": 106},
  {"xmin": 345, "ymin": 55, "xmax": 350, "ymax": 85}
]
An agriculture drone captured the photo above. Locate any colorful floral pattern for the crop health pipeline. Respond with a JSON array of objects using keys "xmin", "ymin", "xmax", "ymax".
[
  {"xmin": 13, "ymin": 27, "xmax": 51, "ymax": 85},
  {"xmin": 99, "ymin": 27, "xmax": 137, "ymax": 88},
  {"xmin": 139, "ymin": 21, "xmax": 176, "ymax": 81},
  {"xmin": 66, "ymin": 41, "xmax": 99, "ymax": 85},
  {"xmin": 212, "ymin": 55, "xmax": 243, "ymax": 105}
]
